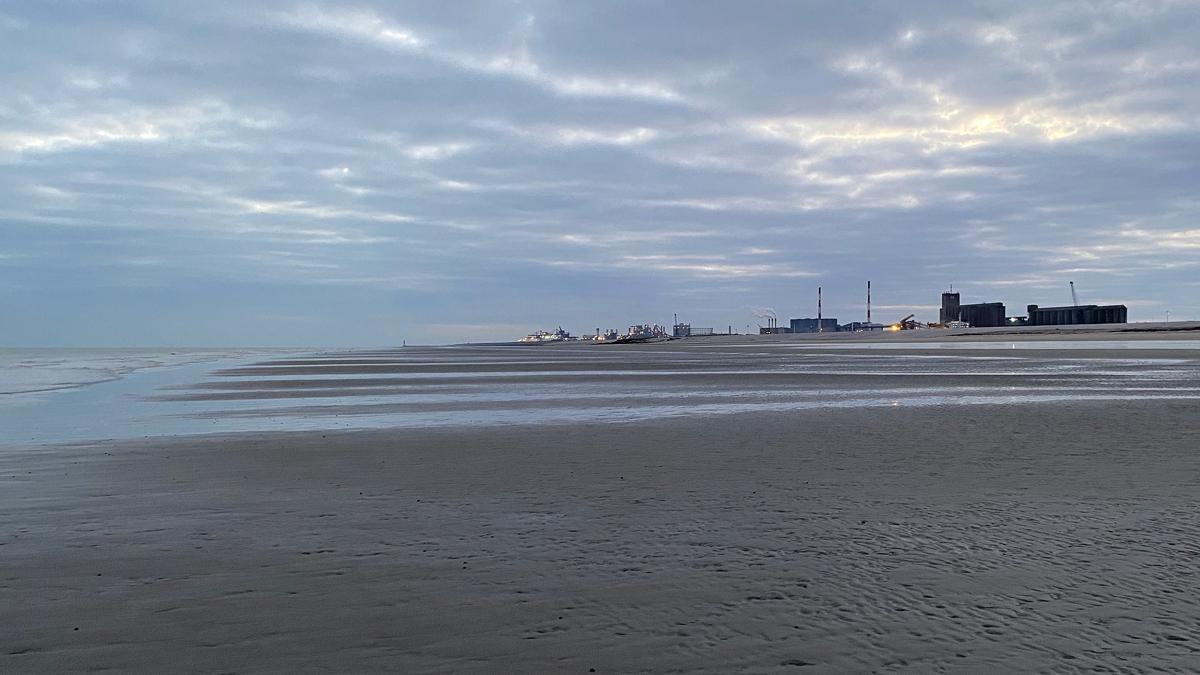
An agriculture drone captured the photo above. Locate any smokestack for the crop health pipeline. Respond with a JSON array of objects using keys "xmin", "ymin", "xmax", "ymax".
[
  {"xmin": 867, "ymin": 281, "xmax": 872, "ymax": 324},
  {"xmin": 818, "ymin": 286, "xmax": 823, "ymax": 331}
]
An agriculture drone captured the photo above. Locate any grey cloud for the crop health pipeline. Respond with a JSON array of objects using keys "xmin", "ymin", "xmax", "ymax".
[{"xmin": 1, "ymin": 0, "xmax": 1197, "ymax": 344}]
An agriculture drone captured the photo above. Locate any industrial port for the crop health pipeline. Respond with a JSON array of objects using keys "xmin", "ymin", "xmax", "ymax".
[{"xmin": 515, "ymin": 280, "xmax": 1138, "ymax": 344}]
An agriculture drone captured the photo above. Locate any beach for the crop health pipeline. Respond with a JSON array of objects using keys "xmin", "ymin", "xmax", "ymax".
[{"xmin": 4, "ymin": 334, "xmax": 1200, "ymax": 672}]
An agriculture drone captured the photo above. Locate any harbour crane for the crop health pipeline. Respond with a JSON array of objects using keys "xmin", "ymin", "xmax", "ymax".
[
  {"xmin": 1069, "ymin": 281, "xmax": 1084, "ymax": 324},
  {"xmin": 888, "ymin": 314, "xmax": 925, "ymax": 331}
]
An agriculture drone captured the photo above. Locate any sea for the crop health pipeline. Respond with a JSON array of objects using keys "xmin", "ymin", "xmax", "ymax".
[{"xmin": 2, "ymin": 341, "xmax": 1199, "ymax": 446}]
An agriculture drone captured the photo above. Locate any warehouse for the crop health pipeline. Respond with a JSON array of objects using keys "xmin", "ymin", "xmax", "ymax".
[
  {"xmin": 1026, "ymin": 304, "xmax": 1127, "ymax": 326},
  {"xmin": 790, "ymin": 318, "xmax": 839, "ymax": 333},
  {"xmin": 958, "ymin": 302, "xmax": 1007, "ymax": 328}
]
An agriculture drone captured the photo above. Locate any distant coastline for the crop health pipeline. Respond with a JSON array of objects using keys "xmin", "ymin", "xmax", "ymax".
[{"xmin": 468, "ymin": 321, "xmax": 1200, "ymax": 348}]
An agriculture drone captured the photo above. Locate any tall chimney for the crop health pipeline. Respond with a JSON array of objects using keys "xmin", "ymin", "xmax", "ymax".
[
  {"xmin": 867, "ymin": 280, "xmax": 872, "ymax": 324},
  {"xmin": 818, "ymin": 286, "xmax": 823, "ymax": 331}
]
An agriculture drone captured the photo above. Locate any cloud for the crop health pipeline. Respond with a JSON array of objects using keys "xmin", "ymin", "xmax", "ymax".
[
  {"xmin": 275, "ymin": 6, "xmax": 423, "ymax": 48},
  {"xmin": 746, "ymin": 99, "xmax": 1183, "ymax": 151},
  {"xmin": 317, "ymin": 166, "xmax": 351, "ymax": 179},
  {"xmin": 225, "ymin": 196, "xmax": 411, "ymax": 224},
  {"xmin": 473, "ymin": 119, "xmax": 659, "ymax": 147},
  {"xmin": 0, "ymin": 12, "xmax": 26, "ymax": 31},
  {"xmin": 400, "ymin": 142, "xmax": 472, "ymax": 160},
  {"xmin": 272, "ymin": 5, "xmax": 685, "ymax": 103},
  {"xmin": 544, "ymin": 259, "xmax": 813, "ymax": 278},
  {"xmin": 0, "ymin": 100, "xmax": 276, "ymax": 156},
  {"xmin": 2, "ymin": 0, "xmax": 1199, "ymax": 344}
]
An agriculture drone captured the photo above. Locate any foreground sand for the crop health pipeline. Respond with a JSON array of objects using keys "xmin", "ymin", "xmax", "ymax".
[{"xmin": 4, "ymin": 388, "xmax": 1200, "ymax": 672}]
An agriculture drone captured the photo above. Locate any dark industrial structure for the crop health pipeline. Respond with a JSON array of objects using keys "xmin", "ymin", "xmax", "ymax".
[
  {"xmin": 1026, "ymin": 304, "xmax": 1127, "ymax": 326},
  {"xmin": 958, "ymin": 302, "xmax": 1007, "ymax": 328},
  {"xmin": 940, "ymin": 292, "xmax": 960, "ymax": 325},
  {"xmin": 790, "ymin": 318, "xmax": 839, "ymax": 333},
  {"xmin": 938, "ymin": 283, "xmax": 1128, "ymax": 328},
  {"xmin": 758, "ymin": 316, "xmax": 789, "ymax": 334},
  {"xmin": 841, "ymin": 321, "xmax": 885, "ymax": 332},
  {"xmin": 672, "ymin": 320, "xmax": 714, "ymax": 337}
]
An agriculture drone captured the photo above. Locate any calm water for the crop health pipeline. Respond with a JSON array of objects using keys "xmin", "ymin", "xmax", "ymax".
[{"xmin": 2, "ymin": 342, "xmax": 1199, "ymax": 446}]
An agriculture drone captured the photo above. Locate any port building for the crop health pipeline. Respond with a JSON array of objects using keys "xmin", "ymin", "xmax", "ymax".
[
  {"xmin": 937, "ymin": 287, "xmax": 1127, "ymax": 328},
  {"xmin": 958, "ymin": 302, "xmax": 1007, "ymax": 328},
  {"xmin": 1026, "ymin": 304, "xmax": 1127, "ymax": 326},
  {"xmin": 790, "ymin": 318, "xmax": 839, "ymax": 333},
  {"xmin": 939, "ymin": 292, "xmax": 960, "ymax": 324},
  {"xmin": 841, "ymin": 321, "xmax": 885, "ymax": 332},
  {"xmin": 940, "ymin": 291, "xmax": 1006, "ymax": 328}
]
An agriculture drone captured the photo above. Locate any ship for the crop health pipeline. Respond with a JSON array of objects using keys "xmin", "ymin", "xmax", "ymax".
[{"xmin": 517, "ymin": 326, "xmax": 573, "ymax": 343}]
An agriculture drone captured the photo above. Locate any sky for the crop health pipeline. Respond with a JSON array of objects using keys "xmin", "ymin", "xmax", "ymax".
[{"xmin": 2, "ymin": 1, "xmax": 1198, "ymax": 346}]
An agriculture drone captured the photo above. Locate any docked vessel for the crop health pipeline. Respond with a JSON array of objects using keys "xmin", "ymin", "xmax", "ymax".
[{"xmin": 518, "ymin": 327, "xmax": 572, "ymax": 343}]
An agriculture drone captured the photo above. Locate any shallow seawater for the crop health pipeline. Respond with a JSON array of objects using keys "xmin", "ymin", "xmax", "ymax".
[
  {"xmin": 2, "ymin": 343, "xmax": 1198, "ymax": 445},
  {"xmin": 0, "ymin": 348, "xmax": 268, "ymax": 395}
]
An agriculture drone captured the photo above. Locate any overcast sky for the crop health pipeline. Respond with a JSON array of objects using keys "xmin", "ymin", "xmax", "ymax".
[{"xmin": 2, "ymin": 1, "xmax": 1198, "ymax": 345}]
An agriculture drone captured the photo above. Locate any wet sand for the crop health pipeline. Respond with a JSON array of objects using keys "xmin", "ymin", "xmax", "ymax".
[{"xmin": 4, "ymin": 341, "xmax": 1200, "ymax": 672}]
